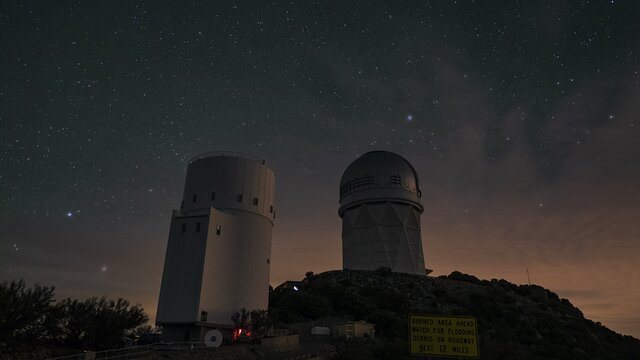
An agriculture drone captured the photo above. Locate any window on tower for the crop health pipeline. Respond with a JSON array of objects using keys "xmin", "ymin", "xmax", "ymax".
[
  {"xmin": 192, "ymin": 194, "xmax": 197, "ymax": 203},
  {"xmin": 236, "ymin": 194, "xmax": 243, "ymax": 202},
  {"xmin": 216, "ymin": 225, "xmax": 221, "ymax": 235},
  {"xmin": 253, "ymin": 197, "xmax": 259, "ymax": 205},
  {"xmin": 196, "ymin": 222, "xmax": 201, "ymax": 232},
  {"xmin": 211, "ymin": 192, "xmax": 216, "ymax": 200},
  {"xmin": 181, "ymin": 223, "xmax": 186, "ymax": 233}
]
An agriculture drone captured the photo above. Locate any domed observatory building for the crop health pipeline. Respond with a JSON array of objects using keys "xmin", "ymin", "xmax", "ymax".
[
  {"xmin": 339, "ymin": 151, "xmax": 427, "ymax": 275},
  {"xmin": 156, "ymin": 152, "xmax": 276, "ymax": 341}
]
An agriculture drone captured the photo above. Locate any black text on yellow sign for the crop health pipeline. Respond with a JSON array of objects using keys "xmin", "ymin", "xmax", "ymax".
[{"xmin": 409, "ymin": 314, "xmax": 479, "ymax": 358}]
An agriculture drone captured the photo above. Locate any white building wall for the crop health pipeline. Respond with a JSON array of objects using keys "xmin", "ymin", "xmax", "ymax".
[
  {"xmin": 197, "ymin": 209, "xmax": 239, "ymax": 325},
  {"xmin": 198, "ymin": 209, "xmax": 272, "ymax": 325},
  {"xmin": 156, "ymin": 209, "xmax": 210, "ymax": 323},
  {"xmin": 157, "ymin": 153, "xmax": 275, "ymax": 336},
  {"xmin": 181, "ymin": 154, "xmax": 275, "ymax": 221}
]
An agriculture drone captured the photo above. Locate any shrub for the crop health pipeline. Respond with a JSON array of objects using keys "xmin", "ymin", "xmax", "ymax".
[{"xmin": 0, "ymin": 279, "xmax": 56, "ymax": 343}]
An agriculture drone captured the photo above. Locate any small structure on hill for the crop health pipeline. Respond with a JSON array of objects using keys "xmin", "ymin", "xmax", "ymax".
[{"xmin": 331, "ymin": 321, "xmax": 375, "ymax": 339}]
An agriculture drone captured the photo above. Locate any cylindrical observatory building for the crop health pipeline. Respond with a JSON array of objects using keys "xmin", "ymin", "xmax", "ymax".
[
  {"xmin": 156, "ymin": 152, "xmax": 275, "ymax": 341},
  {"xmin": 338, "ymin": 151, "xmax": 427, "ymax": 275}
]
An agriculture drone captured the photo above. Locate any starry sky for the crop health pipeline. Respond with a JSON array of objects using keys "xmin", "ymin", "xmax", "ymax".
[{"xmin": 1, "ymin": 1, "xmax": 639, "ymax": 337}]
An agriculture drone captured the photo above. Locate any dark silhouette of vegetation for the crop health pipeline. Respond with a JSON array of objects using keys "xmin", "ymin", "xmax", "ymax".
[
  {"xmin": 269, "ymin": 270, "xmax": 640, "ymax": 360},
  {"xmin": 130, "ymin": 324, "xmax": 157, "ymax": 338},
  {"xmin": 230, "ymin": 308, "xmax": 274, "ymax": 340},
  {"xmin": 0, "ymin": 280, "xmax": 56, "ymax": 344},
  {"xmin": 249, "ymin": 310, "xmax": 272, "ymax": 339},
  {"xmin": 0, "ymin": 279, "xmax": 148, "ymax": 358},
  {"xmin": 57, "ymin": 297, "xmax": 147, "ymax": 349},
  {"xmin": 231, "ymin": 308, "xmax": 251, "ymax": 332}
]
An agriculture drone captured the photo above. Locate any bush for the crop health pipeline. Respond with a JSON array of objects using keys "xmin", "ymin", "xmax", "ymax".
[
  {"xmin": 0, "ymin": 279, "xmax": 56, "ymax": 343},
  {"xmin": 448, "ymin": 271, "xmax": 482, "ymax": 285},
  {"xmin": 57, "ymin": 297, "xmax": 148, "ymax": 350},
  {"xmin": 0, "ymin": 279, "xmax": 149, "ymax": 354}
]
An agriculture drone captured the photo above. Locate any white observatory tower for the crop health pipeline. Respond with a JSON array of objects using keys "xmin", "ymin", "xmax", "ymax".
[
  {"xmin": 156, "ymin": 152, "xmax": 275, "ymax": 341},
  {"xmin": 338, "ymin": 151, "xmax": 427, "ymax": 275}
]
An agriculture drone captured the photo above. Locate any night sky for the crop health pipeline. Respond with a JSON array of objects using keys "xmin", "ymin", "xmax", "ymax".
[{"xmin": 1, "ymin": 1, "xmax": 639, "ymax": 337}]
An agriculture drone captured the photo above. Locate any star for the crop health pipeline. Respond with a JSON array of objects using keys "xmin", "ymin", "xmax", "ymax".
[{"xmin": 0, "ymin": 0, "xmax": 638, "ymax": 340}]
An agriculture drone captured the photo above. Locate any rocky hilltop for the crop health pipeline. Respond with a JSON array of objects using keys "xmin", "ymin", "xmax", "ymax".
[{"xmin": 269, "ymin": 269, "xmax": 640, "ymax": 360}]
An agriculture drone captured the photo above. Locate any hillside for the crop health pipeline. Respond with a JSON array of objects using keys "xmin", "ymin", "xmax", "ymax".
[{"xmin": 269, "ymin": 269, "xmax": 640, "ymax": 360}]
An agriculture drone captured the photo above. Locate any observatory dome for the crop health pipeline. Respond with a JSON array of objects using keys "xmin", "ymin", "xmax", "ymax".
[{"xmin": 338, "ymin": 151, "xmax": 423, "ymax": 217}]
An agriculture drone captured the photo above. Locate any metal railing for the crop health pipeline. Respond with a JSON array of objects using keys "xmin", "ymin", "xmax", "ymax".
[
  {"xmin": 45, "ymin": 341, "xmax": 335, "ymax": 360},
  {"xmin": 284, "ymin": 347, "xmax": 336, "ymax": 360},
  {"xmin": 153, "ymin": 341, "xmax": 207, "ymax": 351},
  {"xmin": 45, "ymin": 342, "xmax": 207, "ymax": 360}
]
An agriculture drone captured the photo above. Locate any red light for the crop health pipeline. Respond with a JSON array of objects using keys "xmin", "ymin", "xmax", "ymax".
[{"xmin": 233, "ymin": 328, "xmax": 251, "ymax": 340}]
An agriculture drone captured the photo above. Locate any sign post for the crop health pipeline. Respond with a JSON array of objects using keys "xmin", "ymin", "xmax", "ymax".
[{"xmin": 409, "ymin": 314, "xmax": 479, "ymax": 358}]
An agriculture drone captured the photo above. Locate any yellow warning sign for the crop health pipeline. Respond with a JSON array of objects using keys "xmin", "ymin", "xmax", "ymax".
[{"xmin": 409, "ymin": 314, "xmax": 479, "ymax": 358}]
